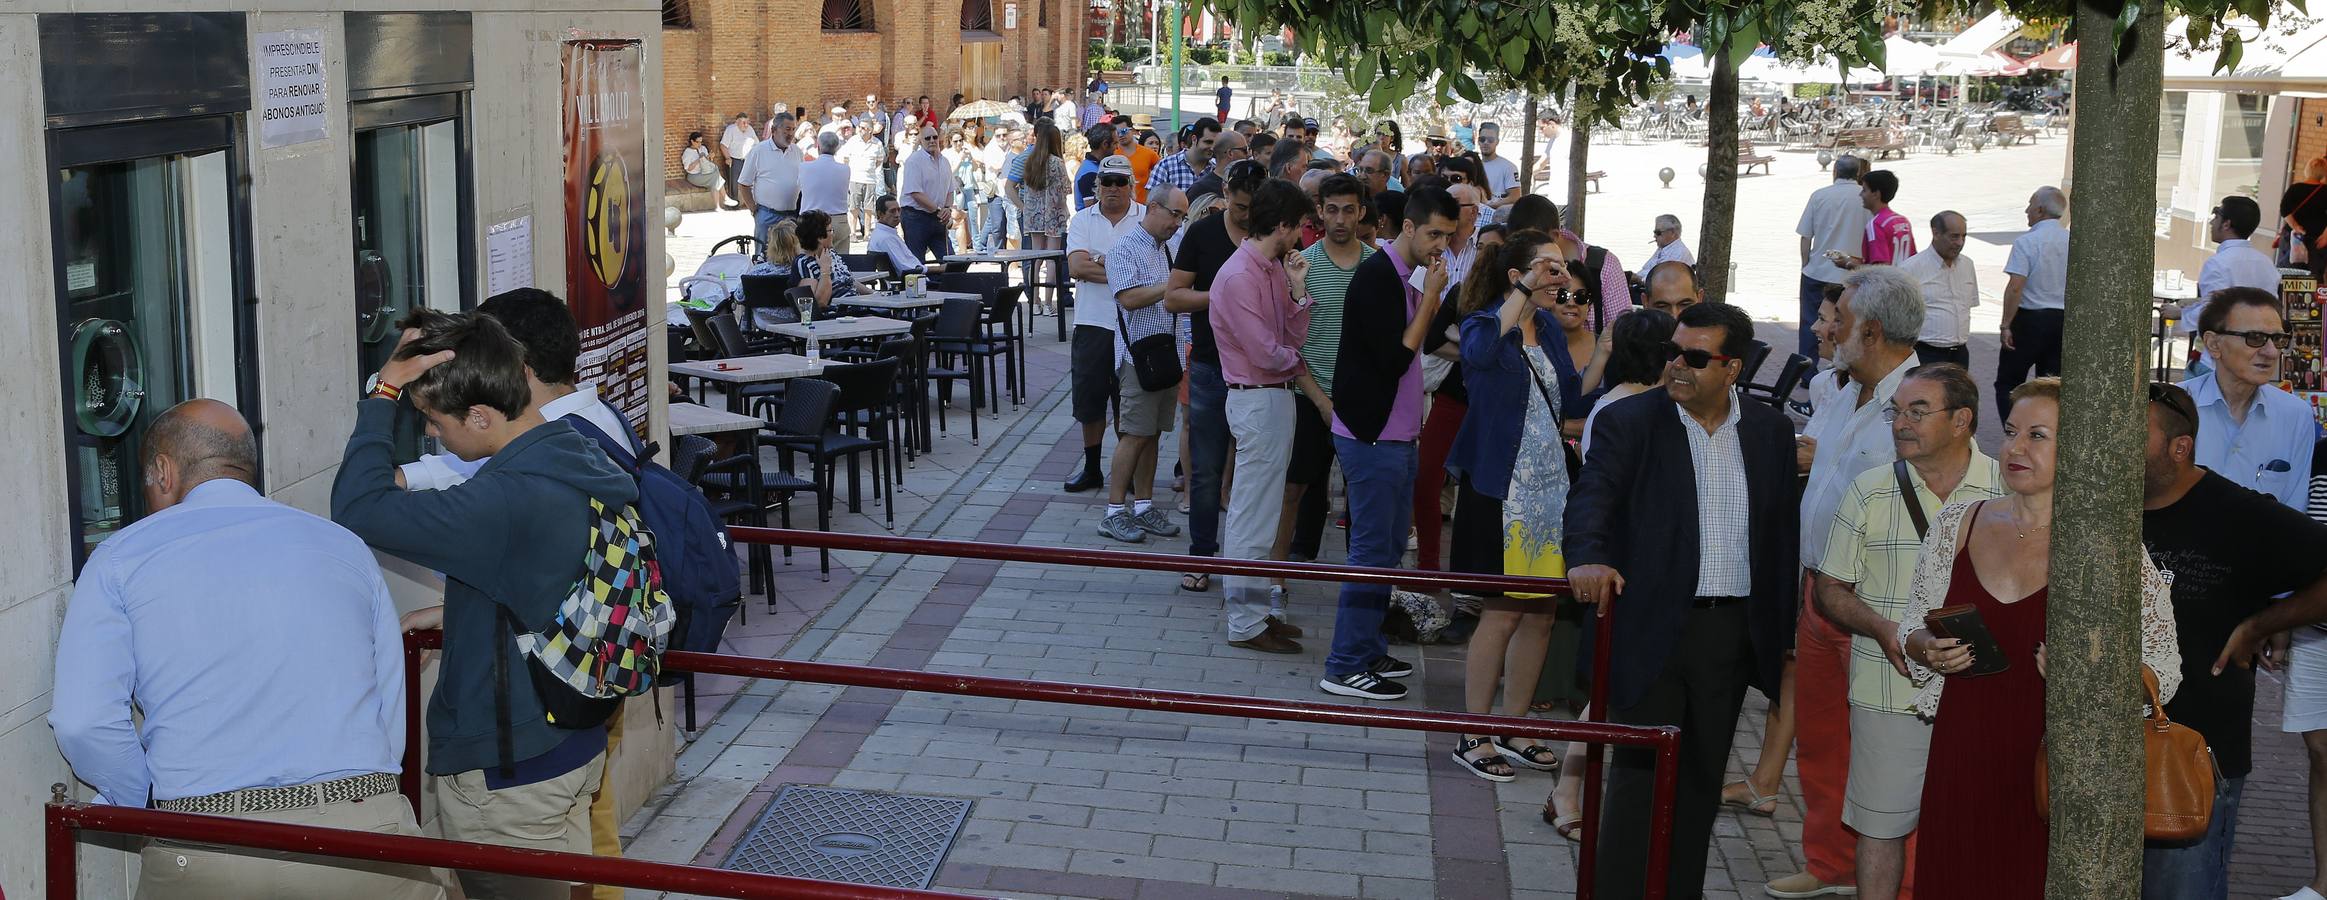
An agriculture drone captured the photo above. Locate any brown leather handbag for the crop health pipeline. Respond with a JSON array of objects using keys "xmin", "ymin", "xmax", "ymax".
[{"xmin": 2034, "ymin": 665, "xmax": 2217, "ymax": 841}]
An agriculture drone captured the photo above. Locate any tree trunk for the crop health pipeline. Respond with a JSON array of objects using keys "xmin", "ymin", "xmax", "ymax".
[
  {"xmin": 2045, "ymin": 4, "xmax": 2164, "ymax": 897},
  {"xmin": 1698, "ymin": 44, "xmax": 1740, "ymax": 302},
  {"xmin": 1567, "ymin": 108, "xmax": 1592, "ymax": 236}
]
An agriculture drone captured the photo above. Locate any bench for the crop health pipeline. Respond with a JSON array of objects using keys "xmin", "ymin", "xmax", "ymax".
[
  {"xmin": 1736, "ymin": 140, "xmax": 1774, "ymax": 175},
  {"xmin": 1827, "ymin": 127, "xmax": 1908, "ymax": 159},
  {"xmin": 1584, "ymin": 170, "xmax": 1606, "ymax": 193},
  {"xmin": 1988, "ymin": 114, "xmax": 2039, "ymax": 146}
]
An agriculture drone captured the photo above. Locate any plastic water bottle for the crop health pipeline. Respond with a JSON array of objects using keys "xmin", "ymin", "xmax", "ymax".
[{"xmin": 805, "ymin": 332, "xmax": 820, "ymax": 363}]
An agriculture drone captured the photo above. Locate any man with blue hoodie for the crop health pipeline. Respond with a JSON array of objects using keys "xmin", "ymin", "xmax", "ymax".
[{"xmin": 335, "ymin": 312, "xmax": 637, "ymax": 900}]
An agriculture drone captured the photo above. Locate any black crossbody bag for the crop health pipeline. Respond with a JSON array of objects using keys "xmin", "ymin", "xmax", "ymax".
[{"xmin": 1117, "ymin": 241, "xmax": 1183, "ymax": 391}]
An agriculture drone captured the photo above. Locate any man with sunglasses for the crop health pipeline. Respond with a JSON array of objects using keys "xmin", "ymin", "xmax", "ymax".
[
  {"xmin": 2185, "ymin": 286, "xmax": 2316, "ymax": 510},
  {"xmin": 1475, "ymin": 122, "xmax": 1521, "ymax": 223},
  {"xmin": 1769, "ymin": 264, "xmax": 1925, "ymax": 899},
  {"xmin": 1064, "ymin": 156, "xmax": 1149, "ymax": 495},
  {"xmin": 1812, "ymin": 363, "xmax": 2000, "ymax": 900},
  {"xmin": 896, "ymin": 123, "xmax": 958, "ymax": 263},
  {"xmin": 1568, "ymin": 301, "xmax": 1800, "ymax": 900},
  {"xmin": 2139, "ymin": 381, "xmax": 2327, "ymax": 900}
]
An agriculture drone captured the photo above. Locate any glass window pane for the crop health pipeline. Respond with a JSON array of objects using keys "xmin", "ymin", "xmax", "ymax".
[
  {"xmin": 2214, "ymin": 93, "xmax": 2269, "ymax": 204},
  {"xmin": 355, "ymin": 118, "xmax": 466, "ymax": 464},
  {"xmin": 58, "ymin": 153, "xmax": 233, "ymax": 556},
  {"xmin": 2158, "ymin": 92, "xmax": 2187, "ymax": 214}
]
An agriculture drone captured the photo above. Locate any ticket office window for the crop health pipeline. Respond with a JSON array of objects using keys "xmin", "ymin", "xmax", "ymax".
[
  {"xmin": 52, "ymin": 119, "xmax": 255, "ymax": 563},
  {"xmin": 353, "ymin": 95, "xmax": 471, "ymax": 461}
]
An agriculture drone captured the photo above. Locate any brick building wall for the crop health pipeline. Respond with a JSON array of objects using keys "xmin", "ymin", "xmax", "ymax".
[
  {"xmin": 2295, "ymin": 98, "xmax": 2327, "ymax": 181},
  {"xmin": 661, "ymin": 0, "xmax": 1086, "ymax": 179}
]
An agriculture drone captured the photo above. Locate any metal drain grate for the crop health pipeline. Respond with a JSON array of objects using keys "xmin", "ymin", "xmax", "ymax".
[{"xmin": 720, "ymin": 786, "xmax": 973, "ymax": 889}]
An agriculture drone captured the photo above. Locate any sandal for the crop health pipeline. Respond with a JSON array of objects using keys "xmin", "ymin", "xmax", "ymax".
[
  {"xmin": 1179, "ymin": 572, "xmax": 1212, "ymax": 592},
  {"xmin": 1539, "ymin": 787, "xmax": 1584, "ymax": 841},
  {"xmin": 1451, "ymin": 737, "xmax": 1517, "ymax": 783},
  {"xmin": 1719, "ymin": 780, "xmax": 1779, "ymax": 818},
  {"xmin": 1528, "ymin": 700, "xmax": 1560, "ymax": 714},
  {"xmin": 1493, "ymin": 737, "xmax": 1561, "ymax": 773}
]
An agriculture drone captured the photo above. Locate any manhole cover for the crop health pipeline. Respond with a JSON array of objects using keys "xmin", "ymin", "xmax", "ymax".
[{"xmin": 720, "ymin": 786, "xmax": 972, "ymax": 889}]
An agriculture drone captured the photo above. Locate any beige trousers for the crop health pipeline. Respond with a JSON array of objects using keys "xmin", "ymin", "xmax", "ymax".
[
  {"xmin": 134, "ymin": 792, "xmax": 450, "ymax": 900},
  {"xmin": 435, "ymin": 752, "xmax": 607, "ymax": 900}
]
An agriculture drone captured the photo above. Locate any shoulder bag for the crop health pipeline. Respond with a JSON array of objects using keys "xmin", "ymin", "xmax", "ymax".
[
  {"xmin": 2280, "ymin": 182, "xmax": 2326, "ymax": 266},
  {"xmin": 1894, "ymin": 460, "xmax": 1929, "ymax": 538},
  {"xmin": 2034, "ymin": 664, "xmax": 2217, "ymax": 841},
  {"xmin": 1116, "ymin": 241, "xmax": 1184, "ymax": 392}
]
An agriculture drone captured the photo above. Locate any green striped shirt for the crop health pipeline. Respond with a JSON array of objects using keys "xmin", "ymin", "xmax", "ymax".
[{"xmin": 1299, "ymin": 241, "xmax": 1372, "ymax": 395}]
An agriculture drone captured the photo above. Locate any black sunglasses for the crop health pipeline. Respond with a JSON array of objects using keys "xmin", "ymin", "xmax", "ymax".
[
  {"xmin": 1662, "ymin": 341, "xmax": 1740, "ymax": 369},
  {"xmin": 1099, "ymin": 175, "xmax": 1132, "ymax": 187},
  {"xmin": 1550, "ymin": 290, "xmax": 1589, "ymax": 306},
  {"xmin": 2208, "ymin": 328, "xmax": 2292, "ymax": 349},
  {"xmin": 2148, "ymin": 382, "xmax": 2200, "ymax": 427}
]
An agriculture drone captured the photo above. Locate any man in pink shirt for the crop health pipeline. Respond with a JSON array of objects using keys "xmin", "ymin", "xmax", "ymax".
[
  {"xmin": 1851, "ymin": 170, "xmax": 1916, "ymax": 267},
  {"xmin": 1210, "ymin": 178, "xmax": 1325, "ymax": 654}
]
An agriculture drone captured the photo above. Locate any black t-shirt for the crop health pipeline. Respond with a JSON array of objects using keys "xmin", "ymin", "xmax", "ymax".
[
  {"xmin": 1174, "ymin": 213, "xmax": 1239, "ymax": 366},
  {"xmin": 1427, "ymin": 294, "xmax": 1468, "ymax": 404},
  {"xmin": 2143, "ymin": 469, "xmax": 2327, "ymax": 778},
  {"xmin": 1188, "ymin": 171, "xmax": 1224, "ymax": 202},
  {"xmin": 2282, "ymin": 182, "xmax": 2327, "ymax": 250}
]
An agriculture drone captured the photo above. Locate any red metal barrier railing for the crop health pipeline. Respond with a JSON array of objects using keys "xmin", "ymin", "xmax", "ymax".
[
  {"xmin": 43, "ymin": 796, "xmax": 976, "ymax": 899},
  {"xmin": 398, "ymin": 526, "xmax": 1678, "ymax": 899}
]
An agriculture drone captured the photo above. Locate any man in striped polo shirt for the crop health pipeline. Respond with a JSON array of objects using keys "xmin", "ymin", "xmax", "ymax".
[{"xmin": 1277, "ymin": 174, "xmax": 1374, "ymax": 570}]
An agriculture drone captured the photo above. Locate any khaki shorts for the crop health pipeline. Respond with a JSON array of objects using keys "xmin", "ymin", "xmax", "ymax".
[
  {"xmin": 1116, "ymin": 362, "xmax": 1179, "ymax": 436},
  {"xmin": 1842, "ymin": 706, "xmax": 1932, "ymax": 839},
  {"xmin": 136, "ymin": 790, "xmax": 451, "ymax": 900},
  {"xmin": 436, "ymin": 752, "xmax": 607, "ymax": 900}
]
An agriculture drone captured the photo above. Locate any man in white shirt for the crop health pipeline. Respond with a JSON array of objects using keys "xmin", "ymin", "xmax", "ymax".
[
  {"xmin": 865, "ymin": 195, "xmax": 925, "ymax": 275},
  {"xmin": 719, "ymin": 112, "xmax": 757, "ymax": 211},
  {"xmin": 897, "ymin": 125, "xmax": 958, "ymax": 264},
  {"xmin": 1643, "ymin": 214, "xmax": 1695, "ymax": 271},
  {"xmin": 1796, "ymin": 155, "xmax": 1871, "ymax": 359},
  {"xmin": 1062, "ymin": 157, "xmax": 1149, "ymax": 493},
  {"xmin": 841, "ymin": 123, "xmax": 887, "ymax": 242},
  {"xmin": 1995, "ymin": 185, "xmax": 2070, "ymax": 419},
  {"xmin": 1771, "ymin": 263, "xmax": 1925, "ymax": 900},
  {"xmin": 1897, "ymin": 209, "xmax": 1979, "ymax": 368},
  {"xmin": 396, "ymin": 289, "xmax": 637, "ymax": 491},
  {"xmin": 736, "ymin": 112, "xmax": 804, "ymax": 251},
  {"xmin": 801, "ymin": 132, "xmax": 855, "ymax": 252},
  {"xmin": 2189, "ymin": 195, "xmax": 2284, "ymax": 338},
  {"xmin": 818, "ymin": 106, "xmax": 850, "ymax": 140},
  {"xmin": 1476, "ymin": 122, "xmax": 1521, "ymax": 223}
]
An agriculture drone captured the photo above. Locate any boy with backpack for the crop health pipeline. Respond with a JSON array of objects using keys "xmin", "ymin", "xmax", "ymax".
[{"xmin": 335, "ymin": 310, "xmax": 661, "ymax": 900}]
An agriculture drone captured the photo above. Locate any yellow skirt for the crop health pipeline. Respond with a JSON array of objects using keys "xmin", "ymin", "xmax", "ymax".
[{"xmin": 1501, "ymin": 519, "xmax": 1566, "ymax": 600}]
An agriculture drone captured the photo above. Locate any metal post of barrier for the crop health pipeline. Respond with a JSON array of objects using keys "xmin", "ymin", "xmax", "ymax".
[
  {"xmin": 44, "ymin": 800, "xmax": 979, "ymax": 900},
  {"xmin": 46, "ymin": 788, "xmax": 78, "ymax": 900},
  {"xmin": 401, "ymin": 628, "xmax": 436, "ymax": 818},
  {"xmin": 1579, "ymin": 604, "xmax": 1614, "ymax": 896}
]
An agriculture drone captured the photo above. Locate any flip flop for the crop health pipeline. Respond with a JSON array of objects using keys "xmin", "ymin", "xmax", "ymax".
[
  {"xmin": 1179, "ymin": 572, "xmax": 1212, "ymax": 592},
  {"xmin": 1720, "ymin": 780, "xmax": 1778, "ymax": 817}
]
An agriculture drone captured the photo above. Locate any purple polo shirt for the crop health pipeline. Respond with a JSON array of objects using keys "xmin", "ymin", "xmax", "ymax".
[{"xmin": 1331, "ymin": 242, "xmax": 1426, "ymax": 443}]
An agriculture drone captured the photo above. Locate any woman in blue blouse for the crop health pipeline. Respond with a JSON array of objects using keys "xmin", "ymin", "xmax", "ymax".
[{"xmin": 1443, "ymin": 229, "xmax": 1586, "ymax": 782}]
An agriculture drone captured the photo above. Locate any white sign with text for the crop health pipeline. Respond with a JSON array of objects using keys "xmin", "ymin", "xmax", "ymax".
[{"xmin": 255, "ymin": 30, "xmax": 329, "ymax": 149}]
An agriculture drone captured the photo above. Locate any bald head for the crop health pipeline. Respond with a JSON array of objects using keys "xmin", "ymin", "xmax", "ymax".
[
  {"xmin": 142, "ymin": 398, "xmax": 257, "ymax": 512},
  {"xmin": 1643, "ymin": 260, "xmax": 1703, "ymax": 317}
]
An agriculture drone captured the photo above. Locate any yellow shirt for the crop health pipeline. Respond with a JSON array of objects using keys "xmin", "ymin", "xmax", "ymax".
[{"xmin": 1816, "ymin": 450, "xmax": 2005, "ymax": 714}]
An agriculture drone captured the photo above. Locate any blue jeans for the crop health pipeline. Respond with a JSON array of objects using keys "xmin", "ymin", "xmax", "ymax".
[
  {"xmin": 2140, "ymin": 776, "xmax": 2243, "ymax": 900},
  {"xmin": 1798, "ymin": 273, "xmax": 1835, "ymax": 359},
  {"xmin": 986, "ymin": 195, "xmax": 1020, "ymax": 249},
  {"xmin": 1325, "ymin": 435, "xmax": 1417, "ymax": 677},
  {"xmin": 754, "ymin": 205, "xmax": 797, "ymax": 254},
  {"xmin": 961, "ymin": 188, "xmax": 992, "ymax": 253},
  {"xmin": 901, "ymin": 207, "xmax": 953, "ymax": 264},
  {"xmin": 1184, "ymin": 359, "xmax": 1230, "ymax": 558}
]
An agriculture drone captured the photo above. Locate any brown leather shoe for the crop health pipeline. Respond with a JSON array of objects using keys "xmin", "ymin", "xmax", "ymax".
[
  {"xmin": 1228, "ymin": 632, "xmax": 1304, "ymax": 654},
  {"xmin": 1265, "ymin": 616, "xmax": 1305, "ymax": 638}
]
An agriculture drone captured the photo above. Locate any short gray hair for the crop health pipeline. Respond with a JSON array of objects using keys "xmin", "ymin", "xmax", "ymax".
[
  {"xmin": 1839, "ymin": 265, "xmax": 1925, "ymax": 345},
  {"xmin": 1654, "ymin": 213, "xmax": 1682, "ymax": 232},
  {"xmin": 817, "ymin": 131, "xmax": 841, "ymax": 155},
  {"xmin": 2032, "ymin": 186, "xmax": 2067, "ymax": 219},
  {"xmin": 1833, "ymin": 154, "xmax": 1865, "ymax": 181}
]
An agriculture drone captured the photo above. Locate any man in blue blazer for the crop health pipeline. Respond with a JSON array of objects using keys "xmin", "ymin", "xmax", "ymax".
[{"xmin": 1566, "ymin": 301, "xmax": 1800, "ymax": 900}]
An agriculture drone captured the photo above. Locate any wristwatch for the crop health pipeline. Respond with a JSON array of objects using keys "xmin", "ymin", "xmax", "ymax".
[{"xmin": 364, "ymin": 372, "xmax": 401, "ymax": 402}]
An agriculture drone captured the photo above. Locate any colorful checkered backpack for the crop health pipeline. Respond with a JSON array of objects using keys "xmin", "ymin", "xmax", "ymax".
[{"xmin": 494, "ymin": 496, "xmax": 675, "ymax": 775}]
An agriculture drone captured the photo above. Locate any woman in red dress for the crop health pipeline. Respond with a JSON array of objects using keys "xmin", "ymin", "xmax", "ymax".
[{"xmin": 1898, "ymin": 377, "xmax": 2182, "ymax": 898}]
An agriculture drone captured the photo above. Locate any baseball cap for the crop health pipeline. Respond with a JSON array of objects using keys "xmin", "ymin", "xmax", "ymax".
[
  {"xmin": 1301, "ymin": 117, "xmax": 1319, "ymax": 132},
  {"xmin": 1099, "ymin": 155, "xmax": 1134, "ymax": 176}
]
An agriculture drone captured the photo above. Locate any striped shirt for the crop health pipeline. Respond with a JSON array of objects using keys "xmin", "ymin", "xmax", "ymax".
[
  {"xmin": 1678, "ymin": 397, "xmax": 1752, "ymax": 596},
  {"xmin": 1817, "ymin": 451, "xmax": 2005, "ymax": 714},
  {"xmin": 1298, "ymin": 241, "xmax": 1372, "ymax": 395}
]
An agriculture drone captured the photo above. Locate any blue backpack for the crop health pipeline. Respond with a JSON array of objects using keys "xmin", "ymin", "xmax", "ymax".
[{"xmin": 564, "ymin": 406, "xmax": 742, "ymax": 674}]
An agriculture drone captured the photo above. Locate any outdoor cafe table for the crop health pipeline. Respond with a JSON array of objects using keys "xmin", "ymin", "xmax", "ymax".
[
  {"xmin": 668, "ymin": 353, "xmax": 825, "ymax": 414},
  {"xmin": 667, "ymin": 402, "xmax": 763, "ymax": 437},
  {"xmin": 771, "ymin": 317, "xmax": 915, "ymax": 348},
  {"xmin": 837, "ymin": 289, "xmax": 979, "ymax": 318},
  {"xmin": 945, "ymin": 248, "xmax": 1068, "ymax": 340}
]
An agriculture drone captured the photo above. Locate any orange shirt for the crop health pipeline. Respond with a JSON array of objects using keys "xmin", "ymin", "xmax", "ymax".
[{"xmin": 1129, "ymin": 144, "xmax": 1160, "ymax": 203}]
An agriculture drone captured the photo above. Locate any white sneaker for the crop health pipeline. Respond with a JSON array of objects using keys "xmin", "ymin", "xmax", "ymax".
[{"xmin": 2279, "ymin": 888, "xmax": 2327, "ymax": 900}]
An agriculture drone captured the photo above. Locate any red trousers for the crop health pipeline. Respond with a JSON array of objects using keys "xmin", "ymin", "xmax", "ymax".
[
  {"xmin": 1796, "ymin": 580, "xmax": 1856, "ymax": 885},
  {"xmin": 1412, "ymin": 395, "xmax": 1465, "ymax": 571}
]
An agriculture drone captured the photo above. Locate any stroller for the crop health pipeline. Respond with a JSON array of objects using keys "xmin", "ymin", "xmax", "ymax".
[{"xmin": 670, "ymin": 234, "xmax": 763, "ymax": 328}]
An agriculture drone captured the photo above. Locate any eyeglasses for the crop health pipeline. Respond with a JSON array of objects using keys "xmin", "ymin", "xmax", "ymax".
[
  {"xmin": 1099, "ymin": 175, "xmax": 1132, "ymax": 187},
  {"xmin": 2208, "ymin": 328, "xmax": 2292, "ymax": 349},
  {"xmin": 1157, "ymin": 205, "xmax": 1190, "ymax": 221},
  {"xmin": 1661, "ymin": 341, "xmax": 1740, "ymax": 369},
  {"xmin": 1881, "ymin": 403, "xmax": 1961, "ymax": 424},
  {"xmin": 2148, "ymin": 382, "xmax": 2200, "ymax": 428}
]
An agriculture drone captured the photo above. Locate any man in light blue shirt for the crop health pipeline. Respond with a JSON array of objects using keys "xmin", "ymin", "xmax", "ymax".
[
  {"xmin": 2184, "ymin": 286, "xmax": 2319, "ymax": 509},
  {"xmin": 52, "ymin": 399, "xmax": 443, "ymax": 898},
  {"xmin": 1996, "ymin": 185, "xmax": 2071, "ymax": 419}
]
